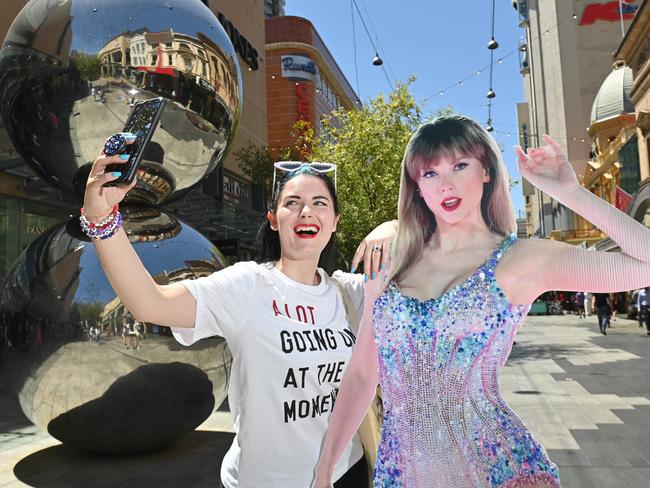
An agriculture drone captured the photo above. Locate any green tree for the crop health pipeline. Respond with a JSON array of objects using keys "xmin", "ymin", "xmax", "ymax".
[
  {"xmin": 234, "ymin": 82, "xmax": 461, "ymax": 268},
  {"xmin": 309, "ymin": 79, "xmax": 426, "ymax": 268},
  {"xmin": 234, "ymin": 143, "xmax": 275, "ymax": 189},
  {"xmin": 73, "ymin": 53, "xmax": 102, "ymax": 81},
  {"xmin": 235, "ymin": 120, "xmax": 317, "ymax": 205},
  {"xmin": 77, "ymin": 301, "xmax": 104, "ymax": 324}
]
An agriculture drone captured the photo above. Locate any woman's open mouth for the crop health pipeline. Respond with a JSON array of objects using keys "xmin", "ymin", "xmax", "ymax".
[
  {"xmin": 293, "ymin": 224, "xmax": 320, "ymax": 239},
  {"xmin": 440, "ymin": 197, "xmax": 462, "ymax": 212}
]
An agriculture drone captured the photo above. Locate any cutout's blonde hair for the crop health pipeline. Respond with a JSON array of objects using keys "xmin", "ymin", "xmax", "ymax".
[{"xmin": 390, "ymin": 114, "xmax": 516, "ymax": 284}]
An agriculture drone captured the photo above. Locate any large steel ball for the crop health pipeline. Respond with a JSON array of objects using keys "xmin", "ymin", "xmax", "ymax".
[
  {"xmin": 0, "ymin": 209, "xmax": 232, "ymax": 453},
  {"xmin": 0, "ymin": 0, "xmax": 242, "ymax": 206}
]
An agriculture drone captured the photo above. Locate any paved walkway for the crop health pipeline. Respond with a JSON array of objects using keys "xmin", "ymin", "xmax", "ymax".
[{"xmin": 2, "ymin": 314, "xmax": 650, "ymax": 487}]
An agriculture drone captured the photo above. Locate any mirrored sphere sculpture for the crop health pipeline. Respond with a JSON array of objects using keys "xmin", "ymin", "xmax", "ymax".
[
  {"xmin": 0, "ymin": 0, "xmax": 242, "ymax": 206},
  {"xmin": 0, "ymin": 210, "xmax": 232, "ymax": 453}
]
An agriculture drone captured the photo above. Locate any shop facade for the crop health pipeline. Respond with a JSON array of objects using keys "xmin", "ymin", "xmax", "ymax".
[{"xmin": 265, "ymin": 16, "xmax": 360, "ymax": 154}]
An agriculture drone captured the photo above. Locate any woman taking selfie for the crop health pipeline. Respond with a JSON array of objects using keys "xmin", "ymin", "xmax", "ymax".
[
  {"xmin": 83, "ymin": 134, "xmax": 394, "ymax": 487},
  {"xmin": 313, "ymin": 115, "xmax": 650, "ymax": 487}
]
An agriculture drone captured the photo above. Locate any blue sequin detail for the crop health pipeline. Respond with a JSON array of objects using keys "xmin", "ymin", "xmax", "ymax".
[{"xmin": 372, "ymin": 234, "xmax": 560, "ymax": 487}]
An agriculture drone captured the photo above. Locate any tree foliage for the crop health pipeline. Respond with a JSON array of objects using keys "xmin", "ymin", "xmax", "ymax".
[
  {"xmin": 77, "ymin": 301, "xmax": 104, "ymax": 324},
  {"xmin": 308, "ymin": 80, "xmax": 425, "ymax": 268},
  {"xmin": 234, "ymin": 143, "xmax": 275, "ymax": 189},
  {"xmin": 235, "ymin": 120, "xmax": 318, "ymax": 205},
  {"xmin": 234, "ymin": 80, "xmax": 464, "ymax": 269},
  {"xmin": 73, "ymin": 53, "xmax": 102, "ymax": 82}
]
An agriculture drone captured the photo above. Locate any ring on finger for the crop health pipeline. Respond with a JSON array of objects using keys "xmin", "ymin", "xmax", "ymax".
[
  {"xmin": 103, "ymin": 133, "xmax": 126, "ymax": 156},
  {"xmin": 372, "ymin": 245, "xmax": 382, "ymax": 253}
]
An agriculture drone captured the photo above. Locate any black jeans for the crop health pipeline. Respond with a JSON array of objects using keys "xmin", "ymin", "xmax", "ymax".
[
  {"xmin": 596, "ymin": 305, "xmax": 610, "ymax": 333},
  {"xmin": 334, "ymin": 456, "xmax": 370, "ymax": 488},
  {"xmin": 642, "ymin": 306, "xmax": 650, "ymax": 333}
]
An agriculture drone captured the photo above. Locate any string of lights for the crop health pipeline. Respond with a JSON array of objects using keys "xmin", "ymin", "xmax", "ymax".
[
  {"xmin": 492, "ymin": 128, "xmax": 588, "ymax": 143},
  {"xmin": 423, "ymin": 20, "xmax": 563, "ymax": 102},
  {"xmin": 351, "ymin": 0, "xmax": 361, "ymax": 98},
  {"xmin": 350, "ymin": 0, "xmax": 394, "ymax": 91},
  {"xmin": 420, "ymin": 8, "xmax": 595, "ymax": 138},
  {"xmin": 454, "ymin": 96, "xmax": 521, "ymax": 110},
  {"xmin": 357, "ymin": 0, "xmax": 398, "ymax": 82},
  {"xmin": 485, "ymin": 0, "xmax": 499, "ymax": 131},
  {"xmin": 427, "ymin": 2, "xmax": 628, "ymax": 104}
]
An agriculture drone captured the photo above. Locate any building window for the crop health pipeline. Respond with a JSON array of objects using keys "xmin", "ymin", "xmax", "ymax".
[
  {"xmin": 518, "ymin": 42, "xmax": 529, "ymax": 74},
  {"xmin": 516, "ymin": 0, "xmax": 529, "ymax": 26},
  {"xmin": 151, "ymin": 54, "xmax": 157, "ymax": 66},
  {"xmin": 619, "ymin": 135, "xmax": 640, "ymax": 194},
  {"xmin": 168, "ymin": 55, "xmax": 173, "ymax": 65}
]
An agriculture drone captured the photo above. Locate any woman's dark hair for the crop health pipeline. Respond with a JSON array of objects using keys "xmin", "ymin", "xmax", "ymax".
[{"xmin": 256, "ymin": 167, "xmax": 339, "ymax": 273}]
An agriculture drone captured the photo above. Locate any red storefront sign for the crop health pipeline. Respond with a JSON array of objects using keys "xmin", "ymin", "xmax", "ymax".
[
  {"xmin": 580, "ymin": 1, "xmax": 639, "ymax": 25},
  {"xmin": 296, "ymin": 83, "xmax": 310, "ymax": 122},
  {"xmin": 136, "ymin": 66, "xmax": 177, "ymax": 77},
  {"xmin": 615, "ymin": 185, "xmax": 633, "ymax": 212}
]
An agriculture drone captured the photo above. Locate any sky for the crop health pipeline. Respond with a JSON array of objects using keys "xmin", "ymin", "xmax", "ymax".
[{"xmin": 284, "ymin": 1, "xmax": 527, "ymax": 216}]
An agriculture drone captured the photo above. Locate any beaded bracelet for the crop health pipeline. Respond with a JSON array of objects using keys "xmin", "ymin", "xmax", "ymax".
[{"xmin": 80, "ymin": 204, "xmax": 123, "ymax": 240}]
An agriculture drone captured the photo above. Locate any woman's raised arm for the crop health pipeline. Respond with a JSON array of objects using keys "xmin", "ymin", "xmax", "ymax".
[
  {"xmin": 508, "ymin": 136, "xmax": 650, "ymax": 302},
  {"xmin": 94, "ymin": 230, "xmax": 197, "ymax": 327},
  {"xmin": 85, "ymin": 137, "xmax": 197, "ymax": 328}
]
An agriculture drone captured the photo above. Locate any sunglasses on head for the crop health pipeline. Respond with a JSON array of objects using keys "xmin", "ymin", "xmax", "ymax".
[{"xmin": 271, "ymin": 161, "xmax": 337, "ymax": 205}]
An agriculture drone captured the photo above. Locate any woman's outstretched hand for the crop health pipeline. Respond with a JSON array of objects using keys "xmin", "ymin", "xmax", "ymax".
[{"xmin": 514, "ymin": 134, "xmax": 579, "ymax": 200}]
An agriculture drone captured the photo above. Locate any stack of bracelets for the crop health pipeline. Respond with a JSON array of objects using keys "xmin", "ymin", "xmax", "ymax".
[{"xmin": 79, "ymin": 204, "xmax": 123, "ymax": 240}]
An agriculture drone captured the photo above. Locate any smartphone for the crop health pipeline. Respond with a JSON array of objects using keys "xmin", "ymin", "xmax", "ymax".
[{"xmin": 104, "ymin": 97, "xmax": 165, "ymax": 186}]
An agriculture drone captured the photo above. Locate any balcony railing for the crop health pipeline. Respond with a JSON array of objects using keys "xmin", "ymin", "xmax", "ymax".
[
  {"xmin": 550, "ymin": 228, "xmax": 605, "ymax": 242},
  {"xmin": 518, "ymin": 42, "xmax": 529, "ymax": 74}
]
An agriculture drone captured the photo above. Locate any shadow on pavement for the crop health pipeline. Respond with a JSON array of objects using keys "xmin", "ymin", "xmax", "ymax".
[
  {"xmin": 47, "ymin": 362, "xmax": 215, "ymax": 454},
  {"xmin": 507, "ymin": 342, "xmax": 593, "ymax": 364},
  {"xmin": 14, "ymin": 430, "xmax": 235, "ymax": 488}
]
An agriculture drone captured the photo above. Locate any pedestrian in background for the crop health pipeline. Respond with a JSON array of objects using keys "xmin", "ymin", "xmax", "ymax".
[
  {"xmin": 575, "ymin": 291, "xmax": 585, "ymax": 318},
  {"xmin": 638, "ymin": 287, "xmax": 649, "ymax": 335},
  {"xmin": 584, "ymin": 291, "xmax": 593, "ymax": 316},
  {"xmin": 610, "ymin": 293, "xmax": 618, "ymax": 322},
  {"xmin": 632, "ymin": 289, "xmax": 643, "ymax": 327},
  {"xmin": 592, "ymin": 293, "xmax": 611, "ymax": 335}
]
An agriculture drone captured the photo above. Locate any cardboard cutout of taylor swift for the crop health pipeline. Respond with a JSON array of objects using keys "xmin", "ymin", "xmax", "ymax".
[{"xmin": 314, "ymin": 115, "xmax": 650, "ymax": 488}]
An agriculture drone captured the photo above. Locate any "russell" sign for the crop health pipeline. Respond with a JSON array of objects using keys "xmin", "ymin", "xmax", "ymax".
[{"xmin": 281, "ymin": 55, "xmax": 318, "ymax": 81}]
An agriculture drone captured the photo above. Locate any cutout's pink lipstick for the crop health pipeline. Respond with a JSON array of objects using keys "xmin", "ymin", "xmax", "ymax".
[
  {"xmin": 440, "ymin": 197, "xmax": 462, "ymax": 212},
  {"xmin": 293, "ymin": 223, "xmax": 320, "ymax": 239}
]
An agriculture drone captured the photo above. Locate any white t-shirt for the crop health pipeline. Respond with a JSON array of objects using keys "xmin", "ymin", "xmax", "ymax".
[{"xmin": 171, "ymin": 261, "xmax": 365, "ymax": 488}]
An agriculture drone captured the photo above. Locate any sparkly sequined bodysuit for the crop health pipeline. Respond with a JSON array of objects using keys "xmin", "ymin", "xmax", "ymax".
[{"xmin": 373, "ymin": 235, "xmax": 560, "ymax": 487}]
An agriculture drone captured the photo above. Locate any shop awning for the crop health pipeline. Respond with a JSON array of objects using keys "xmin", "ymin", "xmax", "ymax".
[{"xmin": 135, "ymin": 66, "xmax": 178, "ymax": 77}]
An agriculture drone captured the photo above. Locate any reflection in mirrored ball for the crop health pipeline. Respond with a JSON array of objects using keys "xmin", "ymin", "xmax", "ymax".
[
  {"xmin": 0, "ymin": 0, "xmax": 242, "ymax": 206},
  {"xmin": 0, "ymin": 210, "xmax": 232, "ymax": 453}
]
